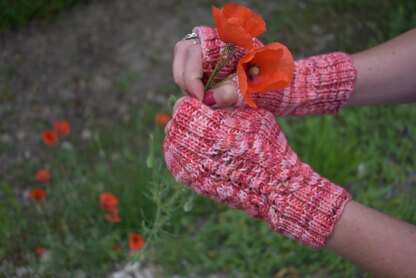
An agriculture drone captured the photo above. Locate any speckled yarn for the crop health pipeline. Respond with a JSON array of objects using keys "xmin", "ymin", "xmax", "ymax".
[
  {"xmin": 195, "ymin": 26, "xmax": 357, "ymax": 116},
  {"xmin": 164, "ymin": 97, "xmax": 351, "ymax": 248}
]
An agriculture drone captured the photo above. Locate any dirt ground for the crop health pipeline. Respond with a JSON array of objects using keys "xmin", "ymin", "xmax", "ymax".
[{"xmin": 0, "ymin": 0, "xmax": 217, "ymax": 180}]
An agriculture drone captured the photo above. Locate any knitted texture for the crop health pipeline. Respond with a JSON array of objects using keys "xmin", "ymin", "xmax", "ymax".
[
  {"xmin": 235, "ymin": 52, "xmax": 357, "ymax": 115},
  {"xmin": 195, "ymin": 26, "xmax": 357, "ymax": 116},
  {"xmin": 193, "ymin": 26, "xmax": 263, "ymax": 84},
  {"xmin": 164, "ymin": 97, "xmax": 351, "ymax": 248}
]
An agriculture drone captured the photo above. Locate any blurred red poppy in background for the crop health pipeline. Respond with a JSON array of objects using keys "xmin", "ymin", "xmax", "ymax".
[
  {"xmin": 100, "ymin": 192, "xmax": 119, "ymax": 211},
  {"xmin": 129, "ymin": 232, "xmax": 145, "ymax": 251},
  {"xmin": 30, "ymin": 187, "xmax": 46, "ymax": 201},
  {"xmin": 155, "ymin": 112, "xmax": 171, "ymax": 127},
  {"xmin": 54, "ymin": 120, "xmax": 71, "ymax": 137},
  {"xmin": 42, "ymin": 131, "xmax": 58, "ymax": 146},
  {"xmin": 35, "ymin": 169, "xmax": 51, "ymax": 183}
]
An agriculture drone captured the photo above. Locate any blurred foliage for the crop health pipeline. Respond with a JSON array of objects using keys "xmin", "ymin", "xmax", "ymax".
[
  {"xmin": 0, "ymin": 105, "xmax": 189, "ymax": 276},
  {"xmin": 0, "ymin": 0, "xmax": 89, "ymax": 32},
  {"xmin": 257, "ymin": 0, "xmax": 416, "ymax": 55}
]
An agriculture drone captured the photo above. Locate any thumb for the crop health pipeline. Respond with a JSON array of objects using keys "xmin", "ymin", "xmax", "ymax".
[{"xmin": 203, "ymin": 79, "xmax": 239, "ymax": 108}]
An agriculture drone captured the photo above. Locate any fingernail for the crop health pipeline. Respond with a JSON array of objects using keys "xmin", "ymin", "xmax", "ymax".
[{"xmin": 203, "ymin": 91, "xmax": 216, "ymax": 106}]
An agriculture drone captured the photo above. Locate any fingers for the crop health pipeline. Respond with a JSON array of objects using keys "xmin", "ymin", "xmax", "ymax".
[
  {"xmin": 184, "ymin": 44, "xmax": 204, "ymax": 100},
  {"xmin": 172, "ymin": 41, "xmax": 187, "ymax": 94},
  {"xmin": 202, "ymin": 79, "xmax": 239, "ymax": 108},
  {"xmin": 172, "ymin": 40, "xmax": 204, "ymax": 101}
]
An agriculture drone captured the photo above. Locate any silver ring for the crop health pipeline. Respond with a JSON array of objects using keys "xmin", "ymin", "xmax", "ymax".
[
  {"xmin": 183, "ymin": 32, "xmax": 199, "ymax": 40},
  {"xmin": 183, "ymin": 32, "xmax": 200, "ymax": 44}
]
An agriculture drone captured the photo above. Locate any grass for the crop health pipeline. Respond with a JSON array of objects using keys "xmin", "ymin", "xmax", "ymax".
[
  {"xmin": 1, "ymin": 0, "xmax": 416, "ymax": 277},
  {"xmin": 0, "ymin": 104, "xmax": 190, "ymax": 276}
]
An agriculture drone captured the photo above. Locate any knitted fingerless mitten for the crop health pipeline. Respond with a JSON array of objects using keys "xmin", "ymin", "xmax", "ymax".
[
  {"xmin": 164, "ymin": 97, "xmax": 351, "ymax": 248},
  {"xmin": 195, "ymin": 26, "xmax": 357, "ymax": 116},
  {"xmin": 235, "ymin": 52, "xmax": 357, "ymax": 115}
]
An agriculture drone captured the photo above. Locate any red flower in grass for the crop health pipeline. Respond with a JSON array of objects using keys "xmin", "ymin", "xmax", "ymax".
[
  {"xmin": 42, "ymin": 130, "xmax": 58, "ymax": 146},
  {"xmin": 54, "ymin": 120, "xmax": 71, "ymax": 137},
  {"xmin": 104, "ymin": 208, "xmax": 121, "ymax": 223},
  {"xmin": 237, "ymin": 43, "xmax": 294, "ymax": 107},
  {"xmin": 113, "ymin": 244, "xmax": 121, "ymax": 253},
  {"xmin": 30, "ymin": 188, "xmax": 46, "ymax": 201},
  {"xmin": 35, "ymin": 247, "xmax": 45, "ymax": 256},
  {"xmin": 35, "ymin": 169, "xmax": 51, "ymax": 183},
  {"xmin": 155, "ymin": 112, "xmax": 171, "ymax": 127},
  {"xmin": 212, "ymin": 3, "xmax": 266, "ymax": 49},
  {"xmin": 129, "ymin": 232, "xmax": 145, "ymax": 252},
  {"xmin": 100, "ymin": 192, "xmax": 119, "ymax": 211}
]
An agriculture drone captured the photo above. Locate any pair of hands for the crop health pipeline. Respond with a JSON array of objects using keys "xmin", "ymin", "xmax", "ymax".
[
  {"xmin": 164, "ymin": 27, "xmax": 356, "ymax": 248},
  {"xmin": 165, "ymin": 27, "xmax": 416, "ymax": 276}
]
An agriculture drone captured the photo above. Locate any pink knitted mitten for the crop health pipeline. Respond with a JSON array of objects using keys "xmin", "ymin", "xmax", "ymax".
[
  {"xmin": 164, "ymin": 97, "xmax": 351, "ymax": 248},
  {"xmin": 195, "ymin": 26, "xmax": 357, "ymax": 116}
]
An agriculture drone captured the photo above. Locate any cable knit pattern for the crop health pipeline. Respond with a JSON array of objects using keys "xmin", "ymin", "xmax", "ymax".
[
  {"xmin": 195, "ymin": 26, "xmax": 357, "ymax": 116},
  {"xmin": 164, "ymin": 97, "xmax": 351, "ymax": 248}
]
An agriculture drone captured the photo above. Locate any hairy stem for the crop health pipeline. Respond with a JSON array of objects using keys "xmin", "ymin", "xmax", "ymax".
[{"xmin": 204, "ymin": 43, "xmax": 236, "ymax": 91}]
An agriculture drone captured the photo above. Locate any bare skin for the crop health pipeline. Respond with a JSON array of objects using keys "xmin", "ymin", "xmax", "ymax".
[
  {"xmin": 170, "ymin": 28, "xmax": 416, "ymax": 277},
  {"xmin": 327, "ymin": 201, "xmax": 416, "ymax": 278},
  {"xmin": 348, "ymin": 28, "xmax": 416, "ymax": 106}
]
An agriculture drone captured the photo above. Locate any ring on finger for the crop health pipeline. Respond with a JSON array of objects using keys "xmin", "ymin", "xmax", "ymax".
[{"xmin": 183, "ymin": 32, "xmax": 200, "ymax": 44}]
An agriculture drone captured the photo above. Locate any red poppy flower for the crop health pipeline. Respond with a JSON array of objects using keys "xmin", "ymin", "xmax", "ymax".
[
  {"xmin": 237, "ymin": 43, "xmax": 294, "ymax": 107},
  {"xmin": 35, "ymin": 169, "xmax": 51, "ymax": 183},
  {"xmin": 100, "ymin": 192, "xmax": 119, "ymax": 211},
  {"xmin": 30, "ymin": 187, "xmax": 46, "ymax": 201},
  {"xmin": 54, "ymin": 120, "xmax": 71, "ymax": 137},
  {"xmin": 212, "ymin": 3, "xmax": 266, "ymax": 49},
  {"xmin": 113, "ymin": 244, "xmax": 121, "ymax": 253},
  {"xmin": 129, "ymin": 232, "xmax": 145, "ymax": 252},
  {"xmin": 42, "ymin": 131, "xmax": 58, "ymax": 146},
  {"xmin": 155, "ymin": 112, "xmax": 171, "ymax": 127},
  {"xmin": 104, "ymin": 208, "xmax": 121, "ymax": 223},
  {"xmin": 35, "ymin": 247, "xmax": 45, "ymax": 256}
]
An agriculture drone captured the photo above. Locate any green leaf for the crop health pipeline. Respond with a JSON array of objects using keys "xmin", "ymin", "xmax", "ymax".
[
  {"xmin": 146, "ymin": 134, "xmax": 154, "ymax": 168},
  {"xmin": 183, "ymin": 194, "xmax": 195, "ymax": 212}
]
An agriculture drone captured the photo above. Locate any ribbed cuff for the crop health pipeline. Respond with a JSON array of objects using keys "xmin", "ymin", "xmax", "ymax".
[
  {"xmin": 237, "ymin": 52, "xmax": 357, "ymax": 116},
  {"xmin": 291, "ymin": 52, "xmax": 357, "ymax": 115},
  {"xmin": 266, "ymin": 163, "xmax": 351, "ymax": 248}
]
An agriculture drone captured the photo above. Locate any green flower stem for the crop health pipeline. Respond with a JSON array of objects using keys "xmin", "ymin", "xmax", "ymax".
[
  {"xmin": 204, "ymin": 43, "xmax": 236, "ymax": 92},
  {"xmin": 211, "ymin": 73, "xmax": 238, "ymax": 89},
  {"xmin": 204, "ymin": 48, "xmax": 226, "ymax": 91}
]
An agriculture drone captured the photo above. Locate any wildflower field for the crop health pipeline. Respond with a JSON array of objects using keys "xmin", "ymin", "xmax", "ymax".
[{"xmin": 1, "ymin": 0, "xmax": 415, "ymax": 277}]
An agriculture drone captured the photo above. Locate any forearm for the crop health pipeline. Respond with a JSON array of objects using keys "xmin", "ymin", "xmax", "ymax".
[
  {"xmin": 326, "ymin": 200, "xmax": 416, "ymax": 277},
  {"xmin": 347, "ymin": 28, "xmax": 416, "ymax": 106}
]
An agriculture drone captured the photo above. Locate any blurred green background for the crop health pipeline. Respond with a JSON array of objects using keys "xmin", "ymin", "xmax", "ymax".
[{"xmin": 0, "ymin": 0, "xmax": 415, "ymax": 277}]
